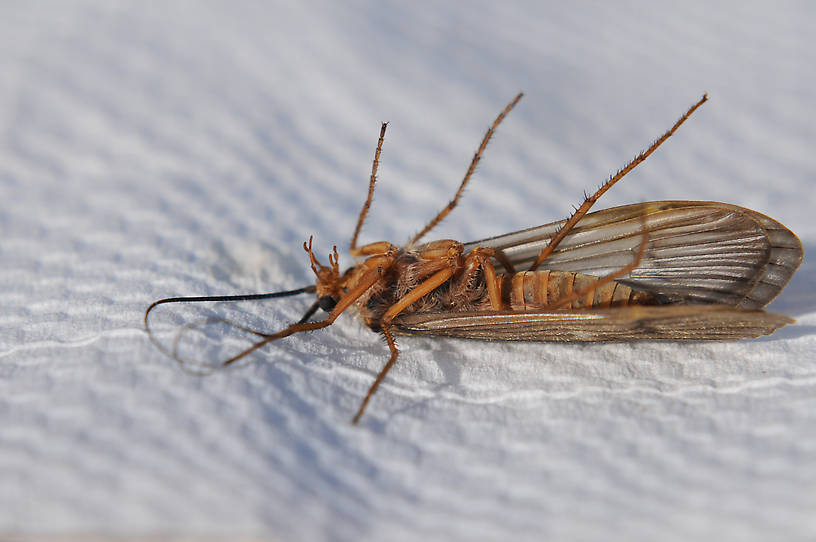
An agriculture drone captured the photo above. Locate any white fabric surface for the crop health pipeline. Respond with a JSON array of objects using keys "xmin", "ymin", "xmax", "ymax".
[{"xmin": 2, "ymin": 2, "xmax": 814, "ymax": 540}]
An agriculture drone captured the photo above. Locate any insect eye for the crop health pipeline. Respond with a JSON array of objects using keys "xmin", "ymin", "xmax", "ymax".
[{"xmin": 318, "ymin": 295, "xmax": 338, "ymax": 312}]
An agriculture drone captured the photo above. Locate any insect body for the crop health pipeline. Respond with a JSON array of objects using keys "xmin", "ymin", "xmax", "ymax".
[{"xmin": 146, "ymin": 93, "xmax": 803, "ymax": 424}]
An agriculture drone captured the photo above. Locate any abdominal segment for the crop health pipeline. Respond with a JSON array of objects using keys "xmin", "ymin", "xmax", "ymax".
[{"xmin": 490, "ymin": 270, "xmax": 656, "ymax": 310}]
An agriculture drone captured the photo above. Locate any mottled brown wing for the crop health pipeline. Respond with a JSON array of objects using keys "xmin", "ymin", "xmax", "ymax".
[
  {"xmin": 392, "ymin": 306, "xmax": 794, "ymax": 341},
  {"xmin": 464, "ymin": 201, "xmax": 802, "ymax": 309}
]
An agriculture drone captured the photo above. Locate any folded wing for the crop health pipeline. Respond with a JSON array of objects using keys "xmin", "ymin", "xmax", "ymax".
[
  {"xmin": 464, "ymin": 201, "xmax": 802, "ymax": 308},
  {"xmin": 393, "ymin": 306, "xmax": 794, "ymax": 341}
]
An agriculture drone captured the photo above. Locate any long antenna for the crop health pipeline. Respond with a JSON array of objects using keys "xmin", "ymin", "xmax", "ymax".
[{"xmin": 144, "ymin": 285, "xmax": 317, "ymax": 361}]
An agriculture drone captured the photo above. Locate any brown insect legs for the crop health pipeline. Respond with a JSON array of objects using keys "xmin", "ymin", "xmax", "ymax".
[
  {"xmin": 344, "ymin": 93, "xmax": 526, "ymax": 422},
  {"xmin": 528, "ymin": 94, "xmax": 708, "ymax": 271},
  {"xmin": 145, "ymin": 92, "xmax": 710, "ymax": 425},
  {"xmin": 409, "ymin": 92, "xmax": 525, "ymax": 246},
  {"xmin": 345, "ymin": 94, "xmax": 708, "ymax": 423}
]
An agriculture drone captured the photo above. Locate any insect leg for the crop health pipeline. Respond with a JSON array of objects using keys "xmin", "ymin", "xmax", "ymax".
[
  {"xmin": 449, "ymin": 247, "xmax": 504, "ymax": 310},
  {"xmin": 350, "ymin": 122, "xmax": 388, "ymax": 253},
  {"xmin": 475, "ymin": 251, "xmax": 503, "ymax": 310},
  {"xmin": 352, "ymin": 324, "xmax": 399, "ymax": 425},
  {"xmin": 350, "ymin": 241, "xmax": 397, "ymax": 257},
  {"xmin": 144, "ymin": 286, "xmax": 318, "ymax": 369},
  {"xmin": 548, "ymin": 214, "xmax": 650, "ymax": 309},
  {"xmin": 352, "ymin": 265, "xmax": 458, "ymax": 423},
  {"xmin": 220, "ymin": 259, "xmax": 394, "ymax": 366},
  {"xmin": 168, "ymin": 295, "xmax": 322, "ymax": 364},
  {"xmin": 409, "ymin": 92, "xmax": 524, "ymax": 245},
  {"xmin": 491, "ymin": 248, "xmax": 516, "ymax": 274},
  {"xmin": 528, "ymin": 94, "xmax": 708, "ymax": 271}
]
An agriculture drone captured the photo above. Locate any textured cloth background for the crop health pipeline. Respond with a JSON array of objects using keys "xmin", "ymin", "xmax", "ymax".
[{"xmin": 1, "ymin": 2, "xmax": 814, "ymax": 541}]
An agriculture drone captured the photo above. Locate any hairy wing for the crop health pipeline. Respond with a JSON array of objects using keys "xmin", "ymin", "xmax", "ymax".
[
  {"xmin": 464, "ymin": 201, "xmax": 802, "ymax": 308},
  {"xmin": 393, "ymin": 306, "xmax": 793, "ymax": 341}
]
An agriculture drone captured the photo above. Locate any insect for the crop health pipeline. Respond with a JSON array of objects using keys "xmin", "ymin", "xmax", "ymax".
[{"xmin": 146, "ymin": 93, "xmax": 803, "ymax": 424}]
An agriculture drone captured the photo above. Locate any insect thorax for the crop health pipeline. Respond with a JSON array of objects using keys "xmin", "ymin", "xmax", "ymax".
[{"xmin": 357, "ymin": 253, "xmax": 658, "ymax": 330}]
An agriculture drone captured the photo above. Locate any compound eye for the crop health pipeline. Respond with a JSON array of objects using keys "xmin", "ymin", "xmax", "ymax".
[{"xmin": 318, "ymin": 295, "xmax": 338, "ymax": 312}]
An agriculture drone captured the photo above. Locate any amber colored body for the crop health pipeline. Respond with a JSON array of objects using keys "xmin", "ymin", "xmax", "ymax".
[
  {"xmin": 145, "ymin": 92, "xmax": 801, "ymax": 424},
  {"xmin": 356, "ymin": 242, "xmax": 656, "ymax": 332}
]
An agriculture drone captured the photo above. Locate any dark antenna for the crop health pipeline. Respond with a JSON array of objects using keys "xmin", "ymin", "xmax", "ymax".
[{"xmin": 144, "ymin": 285, "xmax": 317, "ymax": 369}]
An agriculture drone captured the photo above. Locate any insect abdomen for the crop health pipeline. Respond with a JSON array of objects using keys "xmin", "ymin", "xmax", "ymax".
[{"xmin": 504, "ymin": 270, "xmax": 655, "ymax": 310}]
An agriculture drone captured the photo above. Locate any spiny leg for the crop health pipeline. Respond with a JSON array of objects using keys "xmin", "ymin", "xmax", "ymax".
[
  {"xmin": 548, "ymin": 213, "xmax": 650, "ymax": 309},
  {"xmin": 352, "ymin": 264, "xmax": 460, "ymax": 423},
  {"xmin": 350, "ymin": 245, "xmax": 504, "ymax": 424},
  {"xmin": 350, "ymin": 122, "xmax": 388, "ymax": 252},
  {"xmin": 528, "ymin": 94, "xmax": 708, "ymax": 271},
  {"xmin": 220, "ymin": 257, "xmax": 394, "ymax": 366},
  {"xmin": 352, "ymin": 324, "xmax": 399, "ymax": 425},
  {"xmin": 409, "ymin": 92, "xmax": 524, "ymax": 246},
  {"xmin": 144, "ymin": 286, "xmax": 318, "ymax": 369}
]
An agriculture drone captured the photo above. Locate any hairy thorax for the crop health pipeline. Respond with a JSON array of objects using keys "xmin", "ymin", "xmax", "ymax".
[{"xmin": 355, "ymin": 242, "xmax": 656, "ymax": 331}]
